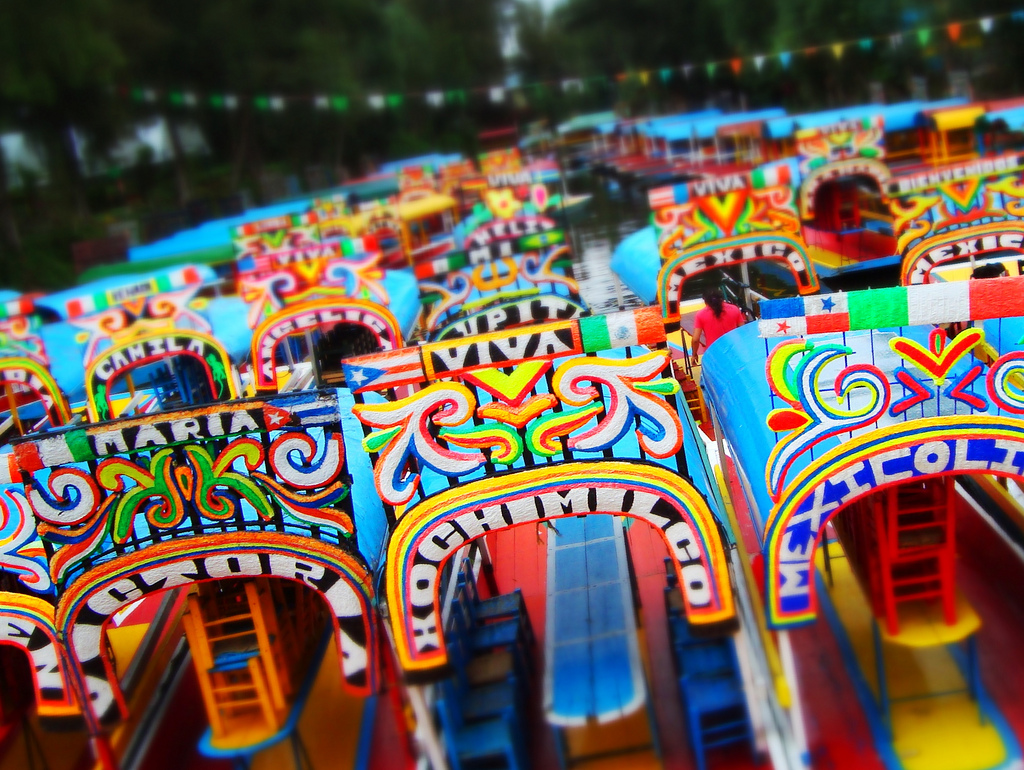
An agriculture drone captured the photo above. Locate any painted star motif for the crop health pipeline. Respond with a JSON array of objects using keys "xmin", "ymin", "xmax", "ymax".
[
  {"xmin": 821, "ymin": 297, "xmax": 836, "ymax": 312},
  {"xmin": 349, "ymin": 368, "xmax": 368, "ymax": 385},
  {"xmin": 777, "ymin": 321, "xmax": 791, "ymax": 333},
  {"xmin": 267, "ymin": 412, "xmax": 288, "ymax": 428}
]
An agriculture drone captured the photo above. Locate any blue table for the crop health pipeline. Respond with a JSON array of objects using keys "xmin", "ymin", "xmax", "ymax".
[{"xmin": 543, "ymin": 515, "xmax": 648, "ymax": 729}]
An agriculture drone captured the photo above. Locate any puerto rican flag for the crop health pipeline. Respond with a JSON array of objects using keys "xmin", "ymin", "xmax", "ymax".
[{"xmin": 343, "ymin": 348, "xmax": 426, "ymax": 393}]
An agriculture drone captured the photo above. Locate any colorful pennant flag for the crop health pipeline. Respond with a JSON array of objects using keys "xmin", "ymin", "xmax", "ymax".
[{"xmin": 111, "ymin": 9, "xmax": 1017, "ymax": 119}]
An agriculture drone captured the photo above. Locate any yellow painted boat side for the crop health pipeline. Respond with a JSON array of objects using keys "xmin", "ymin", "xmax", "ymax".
[{"xmin": 817, "ymin": 544, "xmax": 1008, "ymax": 770}]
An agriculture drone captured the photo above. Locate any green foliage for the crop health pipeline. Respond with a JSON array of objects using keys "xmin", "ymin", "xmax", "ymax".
[{"xmin": 5, "ymin": 0, "xmax": 1024, "ymax": 291}]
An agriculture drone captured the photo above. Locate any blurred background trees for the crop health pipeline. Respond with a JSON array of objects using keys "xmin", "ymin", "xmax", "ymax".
[{"xmin": 2, "ymin": 0, "xmax": 1024, "ymax": 287}]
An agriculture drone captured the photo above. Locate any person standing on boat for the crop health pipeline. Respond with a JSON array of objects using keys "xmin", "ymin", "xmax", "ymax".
[{"xmin": 690, "ymin": 287, "xmax": 746, "ymax": 365}]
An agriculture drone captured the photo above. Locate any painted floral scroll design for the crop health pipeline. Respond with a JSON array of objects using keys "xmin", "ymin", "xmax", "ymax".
[
  {"xmin": 765, "ymin": 327, "xmax": 1024, "ymax": 500},
  {"xmin": 355, "ymin": 351, "xmax": 683, "ymax": 508},
  {"xmin": 29, "ymin": 432, "xmax": 353, "ymax": 588}
]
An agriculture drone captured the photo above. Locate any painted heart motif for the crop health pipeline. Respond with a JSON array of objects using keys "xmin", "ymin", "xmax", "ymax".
[
  {"xmin": 478, "ymin": 394, "xmax": 558, "ymax": 428},
  {"xmin": 293, "ymin": 258, "xmax": 325, "ymax": 284},
  {"xmin": 889, "ymin": 327, "xmax": 983, "ymax": 385},
  {"xmin": 462, "ymin": 360, "xmax": 552, "ymax": 406}
]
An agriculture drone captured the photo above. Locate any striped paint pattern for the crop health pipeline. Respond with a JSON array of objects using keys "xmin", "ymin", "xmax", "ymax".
[
  {"xmin": 344, "ymin": 307, "xmax": 667, "ymax": 393},
  {"xmin": 64, "ymin": 266, "xmax": 203, "ymax": 319},
  {"xmin": 758, "ymin": 276, "xmax": 1024, "ymax": 337},
  {"xmin": 0, "ymin": 296, "xmax": 36, "ymax": 321},
  {"xmin": 647, "ymin": 164, "xmax": 792, "ymax": 209}
]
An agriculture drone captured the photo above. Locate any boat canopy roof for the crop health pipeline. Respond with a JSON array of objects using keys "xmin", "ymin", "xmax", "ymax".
[
  {"xmin": 396, "ymin": 192, "xmax": 458, "ymax": 220},
  {"xmin": 762, "ymin": 98, "xmax": 968, "ymax": 139},
  {"xmin": 928, "ymin": 105, "xmax": 986, "ymax": 132},
  {"xmin": 659, "ymin": 108, "xmax": 787, "ymax": 143},
  {"xmin": 979, "ymin": 105, "xmax": 1024, "ymax": 132},
  {"xmin": 38, "ymin": 264, "xmax": 218, "ymax": 319},
  {"xmin": 609, "ymin": 226, "xmax": 659, "ymax": 304},
  {"xmin": 557, "ymin": 111, "xmax": 618, "ymax": 135},
  {"xmin": 634, "ymin": 110, "xmax": 723, "ymax": 137},
  {"xmin": 379, "ymin": 153, "xmax": 463, "ymax": 173}
]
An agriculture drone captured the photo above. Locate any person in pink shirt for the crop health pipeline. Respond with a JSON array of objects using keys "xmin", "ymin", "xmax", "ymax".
[{"xmin": 690, "ymin": 287, "xmax": 747, "ymax": 365}]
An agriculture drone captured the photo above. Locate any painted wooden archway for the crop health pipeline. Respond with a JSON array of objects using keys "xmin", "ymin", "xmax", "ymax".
[
  {"xmin": 657, "ymin": 233, "xmax": 819, "ymax": 322},
  {"xmin": 250, "ymin": 298, "xmax": 402, "ymax": 391},
  {"xmin": 384, "ymin": 460, "xmax": 733, "ymax": 678},
  {"xmin": 0, "ymin": 357, "xmax": 72, "ymax": 427},
  {"xmin": 55, "ymin": 533, "xmax": 378, "ymax": 729},
  {"xmin": 798, "ymin": 157, "xmax": 892, "ymax": 222},
  {"xmin": 84, "ymin": 329, "xmax": 236, "ymax": 422},
  {"xmin": 0, "ymin": 592, "xmax": 80, "ymax": 723},
  {"xmin": 763, "ymin": 415, "xmax": 1024, "ymax": 627},
  {"xmin": 900, "ymin": 222, "xmax": 1024, "ymax": 285}
]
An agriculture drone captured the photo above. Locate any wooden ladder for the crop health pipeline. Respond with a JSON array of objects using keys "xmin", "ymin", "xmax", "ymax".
[
  {"xmin": 871, "ymin": 478, "xmax": 957, "ymax": 635},
  {"xmin": 181, "ymin": 580, "xmax": 292, "ymax": 740}
]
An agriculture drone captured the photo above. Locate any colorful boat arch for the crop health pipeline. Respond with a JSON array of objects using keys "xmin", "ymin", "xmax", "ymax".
[
  {"xmin": 657, "ymin": 233, "xmax": 819, "ymax": 321},
  {"xmin": 84, "ymin": 329, "xmax": 237, "ymax": 422},
  {"xmin": 763, "ymin": 415, "xmax": 1024, "ymax": 628},
  {"xmin": 798, "ymin": 157, "xmax": 892, "ymax": 221},
  {"xmin": 250, "ymin": 297, "xmax": 403, "ymax": 391},
  {"xmin": 0, "ymin": 357, "xmax": 72, "ymax": 427},
  {"xmin": 794, "ymin": 116, "xmax": 888, "ymax": 221},
  {"xmin": 385, "ymin": 460, "xmax": 734, "ymax": 677},
  {"xmin": 464, "ymin": 216, "xmax": 558, "ymax": 250},
  {"xmin": 900, "ymin": 221, "xmax": 1024, "ymax": 285},
  {"xmin": 0, "ymin": 592, "xmax": 80, "ymax": 722},
  {"xmin": 432, "ymin": 295, "xmax": 587, "ymax": 341},
  {"xmin": 55, "ymin": 533, "xmax": 378, "ymax": 729}
]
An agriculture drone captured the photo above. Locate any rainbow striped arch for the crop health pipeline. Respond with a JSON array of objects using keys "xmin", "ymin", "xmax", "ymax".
[
  {"xmin": 0, "ymin": 357, "xmax": 72, "ymax": 426},
  {"xmin": 250, "ymin": 297, "xmax": 403, "ymax": 391},
  {"xmin": 763, "ymin": 416, "xmax": 1024, "ymax": 628},
  {"xmin": 0, "ymin": 592, "xmax": 80, "ymax": 722},
  {"xmin": 657, "ymin": 233, "xmax": 819, "ymax": 322},
  {"xmin": 84, "ymin": 329, "xmax": 237, "ymax": 422},
  {"xmin": 55, "ymin": 532, "xmax": 377, "ymax": 729},
  {"xmin": 431, "ymin": 295, "xmax": 587, "ymax": 341},
  {"xmin": 798, "ymin": 157, "xmax": 891, "ymax": 221},
  {"xmin": 385, "ymin": 461, "xmax": 733, "ymax": 676},
  {"xmin": 901, "ymin": 221, "xmax": 1024, "ymax": 285}
]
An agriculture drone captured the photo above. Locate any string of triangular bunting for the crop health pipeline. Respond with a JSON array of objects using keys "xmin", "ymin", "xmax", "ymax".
[{"xmin": 114, "ymin": 9, "xmax": 1024, "ymax": 113}]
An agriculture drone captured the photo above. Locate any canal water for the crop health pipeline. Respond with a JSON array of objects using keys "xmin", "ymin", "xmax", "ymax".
[{"xmin": 562, "ymin": 176, "xmax": 647, "ymax": 315}]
